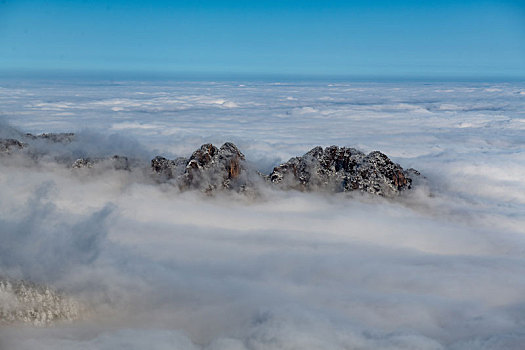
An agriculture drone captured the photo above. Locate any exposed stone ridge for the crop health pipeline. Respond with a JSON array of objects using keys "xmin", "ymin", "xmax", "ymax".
[
  {"xmin": 0, "ymin": 278, "xmax": 82, "ymax": 326},
  {"xmin": 152, "ymin": 142, "xmax": 251, "ymax": 192},
  {"xmin": 152, "ymin": 143, "xmax": 418, "ymax": 196},
  {"xmin": 269, "ymin": 145, "xmax": 414, "ymax": 196},
  {"xmin": 2, "ymin": 133, "xmax": 420, "ymax": 197}
]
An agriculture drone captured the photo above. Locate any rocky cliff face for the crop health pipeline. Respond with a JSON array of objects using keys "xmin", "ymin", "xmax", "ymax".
[{"xmin": 0, "ymin": 278, "xmax": 82, "ymax": 326}]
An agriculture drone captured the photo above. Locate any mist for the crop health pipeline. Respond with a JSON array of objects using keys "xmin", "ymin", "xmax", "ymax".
[{"xmin": 1, "ymin": 80, "xmax": 525, "ymax": 349}]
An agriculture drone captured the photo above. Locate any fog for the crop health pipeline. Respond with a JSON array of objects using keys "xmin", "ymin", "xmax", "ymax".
[{"xmin": 1, "ymin": 80, "xmax": 525, "ymax": 349}]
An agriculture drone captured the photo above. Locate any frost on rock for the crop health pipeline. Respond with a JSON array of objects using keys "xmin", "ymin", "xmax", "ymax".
[
  {"xmin": 152, "ymin": 143, "xmax": 418, "ymax": 197},
  {"xmin": 151, "ymin": 155, "xmax": 188, "ymax": 181},
  {"xmin": 152, "ymin": 142, "xmax": 254, "ymax": 193},
  {"xmin": 269, "ymin": 146, "xmax": 415, "ymax": 196},
  {"xmin": 3, "ymin": 131, "xmax": 419, "ymax": 197},
  {"xmin": 0, "ymin": 278, "xmax": 82, "ymax": 326},
  {"xmin": 72, "ymin": 158, "xmax": 95, "ymax": 169},
  {"xmin": 0, "ymin": 139, "xmax": 26, "ymax": 153}
]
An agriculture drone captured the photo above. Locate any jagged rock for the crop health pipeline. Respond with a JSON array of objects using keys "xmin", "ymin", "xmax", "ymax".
[
  {"xmin": 152, "ymin": 142, "xmax": 252, "ymax": 192},
  {"xmin": 5, "ymin": 127, "xmax": 419, "ymax": 197},
  {"xmin": 151, "ymin": 156, "xmax": 188, "ymax": 180},
  {"xmin": 179, "ymin": 142, "xmax": 248, "ymax": 192},
  {"xmin": 0, "ymin": 138, "xmax": 26, "ymax": 153},
  {"xmin": 269, "ymin": 146, "xmax": 414, "ymax": 196},
  {"xmin": 25, "ymin": 132, "xmax": 75, "ymax": 143},
  {"xmin": 72, "ymin": 155, "xmax": 130, "ymax": 170},
  {"xmin": 72, "ymin": 158, "xmax": 95, "ymax": 169},
  {"xmin": 0, "ymin": 278, "xmax": 82, "ymax": 326},
  {"xmin": 152, "ymin": 143, "xmax": 417, "ymax": 196}
]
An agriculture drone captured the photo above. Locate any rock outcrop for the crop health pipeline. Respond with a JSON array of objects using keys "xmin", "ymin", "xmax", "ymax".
[
  {"xmin": 2, "ymin": 130, "xmax": 420, "ymax": 197},
  {"xmin": 151, "ymin": 155, "xmax": 188, "ymax": 180},
  {"xmin": 151, "ymin": 143, "xmax": 418, "ymax": 196},
  {"xmin": 1, "ymin": 133, "xmax": 74, "ymax": 156},
  {"xmin": 0, "ymin": 278, "xmax": 82, "ymax": 326},
  {"xmin": 152, "ymin": 142, "xmax": 252, "ymax": 192},
  {"xmin": 0, "ymin": 139, "xmax": 26, "ymax": 153},
  {"xmin": 269, "ymin": 146, "xmax": 414, "ymax": 196}
]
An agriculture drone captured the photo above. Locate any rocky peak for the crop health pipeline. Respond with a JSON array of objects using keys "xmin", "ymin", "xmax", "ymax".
[
  {"xmin": 219, "ymin": 142, "xmax": 245, "ymax": 179},
  {"xmin": 151, "ymin": 142, "xmax": 417, "ymax": 197},
  {"xmin": 4, "ymin": 129, "xmax": 419, "ymax": 197},
  {"xmin": 270, "ymin": 146, "xmax": 413, "ymax": 196},
  {"xmin": 180, "ymin": 142, "xmax": 248, "ymax": 191},
  {"xmin": 0, "ymin": 139, "xmax": 26, "ymax": 153},
  {"xmin": 188, "ymin": 143, "xmax": 218, "ymax": 167}
]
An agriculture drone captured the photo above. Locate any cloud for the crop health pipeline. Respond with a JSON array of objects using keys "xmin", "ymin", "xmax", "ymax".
[
  {"xmin": 0, "ymin": 180, "xmax": 113, "ymax": 282},
  {"xmin": 1, "ymin": 81, "xmax": 525, "ymax": 349}
]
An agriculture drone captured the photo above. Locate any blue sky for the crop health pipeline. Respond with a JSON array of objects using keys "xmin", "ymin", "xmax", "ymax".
[{"xmin": 0, "ymin": 0, "xmax": 524, "ymax": 78}]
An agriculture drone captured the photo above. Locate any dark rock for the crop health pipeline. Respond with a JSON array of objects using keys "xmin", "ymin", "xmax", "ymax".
[
  {"xmin": 270, "ymin": 146, "xmax": 414, "ymax": 196},
  {"xmin": 6, "ymin": 130, "xmax": 420, "ymax": 197},
  {"xmin": 152, "ymin": 142, "xmax": 252, "ymax": 192},
  {"xmin": 152, "ymin": 143, "xmax": 418, "ymax": 196},
  {"xmin": 151, "ymin": 156, "xmax": 188, "ymax": 180},
  {"xmin": 0, "ymin": 138, "xmax": 26, "ymax": 153}
]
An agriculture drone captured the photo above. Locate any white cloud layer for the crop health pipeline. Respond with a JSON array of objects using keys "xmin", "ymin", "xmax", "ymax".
[{"xmin": 0, "ymin": 80, "xmax": 525, "ymax": 349}]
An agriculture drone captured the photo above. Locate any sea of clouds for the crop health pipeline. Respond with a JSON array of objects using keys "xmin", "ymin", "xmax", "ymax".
[{"xmin": 0, "ymin": 79, "xmax": 525, "ymax": 349}]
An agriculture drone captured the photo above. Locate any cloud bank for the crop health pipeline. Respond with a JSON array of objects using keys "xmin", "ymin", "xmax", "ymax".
[{"xmin": 0, "ymin": 80, "xmax": 525, "ymax": 349}]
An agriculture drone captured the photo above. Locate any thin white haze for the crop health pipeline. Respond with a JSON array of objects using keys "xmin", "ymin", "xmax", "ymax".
[{"xmin": 1, "ymin": 80, "xmax": 525, "ymax": 349}]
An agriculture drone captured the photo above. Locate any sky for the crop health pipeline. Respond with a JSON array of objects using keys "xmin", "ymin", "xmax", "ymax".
[{"xmin": 0, "ymin": 0, "xmax": 524, "ymax": 79}]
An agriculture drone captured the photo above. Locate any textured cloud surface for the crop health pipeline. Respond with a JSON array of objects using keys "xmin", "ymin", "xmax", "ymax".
[{"xmin": 1, "ymin": 80, "xmax": 525, "ymax": 349}]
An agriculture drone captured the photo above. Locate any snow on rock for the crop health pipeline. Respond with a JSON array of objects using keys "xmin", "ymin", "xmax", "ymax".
[
  {"xmin": 0, "ymin": 278, "xmax": 82, "ymax": 326},
  {"xmin": 270, "ymin": 146, "xmax": 417, "ymax": 196}
]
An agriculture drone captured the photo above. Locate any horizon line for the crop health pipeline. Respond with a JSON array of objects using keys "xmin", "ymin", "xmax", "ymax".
[{"xmin": 1, "ymin": 68, "xmax": 524, "ymax": 83}]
